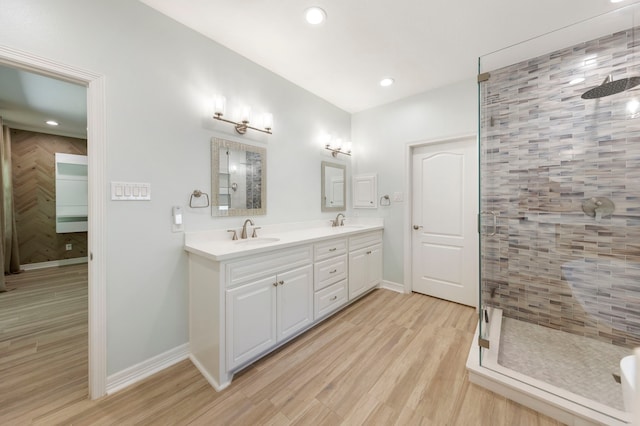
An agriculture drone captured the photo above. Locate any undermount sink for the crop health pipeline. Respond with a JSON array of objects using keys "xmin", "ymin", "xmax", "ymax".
[
  {"xmin": 336, "ymin": 225, "xmax": 365, "ymax": 229},
  {"xmin": 234, "ymin": 237, "xmax": 280, "ymax": 246}
]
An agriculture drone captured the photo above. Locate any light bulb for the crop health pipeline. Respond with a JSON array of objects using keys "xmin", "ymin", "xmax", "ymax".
[
  {"xmin": 240, "ymin": 106, "xmax": 251, "ymax": 123},
  {"xmin": 263, "ymin": 112, "xmax": 273, "ymax": 130},
  {"xmin": 214, "ymin": 96, "xmax": 226, "ymax": 116}
]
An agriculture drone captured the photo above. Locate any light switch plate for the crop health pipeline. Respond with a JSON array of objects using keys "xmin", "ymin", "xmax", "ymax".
[{"xmin": 111, "ymin": 182, "xmax": 151, "ymax": 201}]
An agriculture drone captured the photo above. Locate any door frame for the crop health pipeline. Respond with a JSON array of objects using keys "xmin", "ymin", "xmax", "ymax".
[
  {"xmin": 0, "ymin": 45, "xmax": 107, "ymax": 399},
  {"xmin": 404, "ymin": 134, "xmax": 477, "ymax": 295}
]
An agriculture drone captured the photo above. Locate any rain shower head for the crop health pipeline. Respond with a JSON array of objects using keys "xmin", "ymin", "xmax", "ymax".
[{"xmin": 581, "ymin": 75, "xmax": 640, "ymax": 99}]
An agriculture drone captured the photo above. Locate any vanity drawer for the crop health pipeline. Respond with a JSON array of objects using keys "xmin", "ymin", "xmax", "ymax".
[
  {"xmin": 226, "ymin": 245, "xmax": 313, "ymax": 287},
  {"xmin": 314, "ymin": 238, "xmax": 347, "ymax": 261},
  {"xmin": 314, "ymin": 279, "xmax": 348, "ymax": 320},
  {"xmin": 348, "ymin": 230, "xmax": 383, "ymax": 251},
  {"xmin": 314, "ymin": 255, "xmax": 347, "ymax": 291}
]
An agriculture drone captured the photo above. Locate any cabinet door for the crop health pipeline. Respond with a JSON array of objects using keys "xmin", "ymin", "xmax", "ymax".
[
  {"xmin": 348, "ymin": 249, "xmax": 368, "ymax": 300},
  {"xmin": 364, "ymin": 244, "xmax": 383, "ymax": 291},
  {"xmin": 277, "ymin": 265, "xmax": 313, "ymax": 342},
  {"xmin": 349, "ymin": 244, "xmax": 383, "ymax": 299},
  {"xmin": 226, "ymin": 276, "xmax": 277, "ymax": 369},
  {"xmin": 352, "ymin": 174, "xmax": 377, "ymax": 208}
]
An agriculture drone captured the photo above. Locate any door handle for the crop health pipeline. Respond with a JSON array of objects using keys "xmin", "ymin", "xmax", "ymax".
[
  {"xmin": 413, "ymin": 225, "xmax": 423, "ymax": 230},
  {"xmin": 479, "ymin": 211, "xmax": 498, "ymax": 236}
]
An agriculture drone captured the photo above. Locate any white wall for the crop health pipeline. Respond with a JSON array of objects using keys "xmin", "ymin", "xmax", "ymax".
[
  {"xmin": 0, "ymin": 0, "xmax": 351, "ymax": 375},
  {"xmin": 351, "ymin": 79, "xmax": 477, "ymax": 286}
]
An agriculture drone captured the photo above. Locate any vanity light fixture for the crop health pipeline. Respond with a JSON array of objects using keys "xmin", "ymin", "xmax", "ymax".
[
  {"xmin": 325, "ymin": 138, "xmax": 352, "ymax": 157},
  {"xmin": 213, "ymin": 95, "xmax": 273, "ymax": 135}
]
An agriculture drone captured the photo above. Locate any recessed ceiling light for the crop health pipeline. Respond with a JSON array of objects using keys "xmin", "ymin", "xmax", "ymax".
[
  {"xmin": 569, "ymin": 77, "xmax": 585, "ymax": 85},
  {"xmin": 305, "ymin": 7, "xmax": 326, "ymax": 25},
  {"xmin": 380, "ymin": 78, "xmax": 395, "ymax": 87},
  {"xmin": 46, "ymin": 120, "xmax": 59, "ymax": 126}
]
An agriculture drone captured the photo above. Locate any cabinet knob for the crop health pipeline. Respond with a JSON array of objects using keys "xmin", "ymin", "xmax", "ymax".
[
  {"xmin": 330, "ymin": 269, "xmax": 337, "ymax": 274},
  {"xmin": 278, "ymin": 280, "xmax": 284, "ymax": 285},
  {"xmin": 413, "ymin": 225, "xmax": 423, "ymax": 230},
  {"xmin": 366, "ymin": 251, "xmax": 372, "ymax": 255},
  {"xmin": 329, "ymin": 248, "xmax": 337, "ymax": 252},
  {"xmin": 273, "ymin": 282, "xmax": 278, "ymax": 287},
  {"xmin": 329, "ymin": 295, "xmax": 338, "ymax": 301}
]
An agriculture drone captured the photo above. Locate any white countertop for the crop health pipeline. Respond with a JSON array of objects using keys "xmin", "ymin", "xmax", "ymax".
[{"xmin": 184, "ymin": 218, "xmax": 383, "ymax": 261}]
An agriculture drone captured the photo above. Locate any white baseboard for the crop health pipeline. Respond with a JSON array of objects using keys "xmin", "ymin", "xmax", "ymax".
[
  {"xmin": 189, "ymin": 354, "xmax": 231, "ymax": 392},
  {"xmin": 106, "ymin": 343, "xmax": 189, "ymax": 395},
  {"xmin": 21, "ymin": 257, "xmax": 88, "ymax": 271},
  {"xmin": 379, "ymin": 280, "xmax": 405, "ymax": 293}
]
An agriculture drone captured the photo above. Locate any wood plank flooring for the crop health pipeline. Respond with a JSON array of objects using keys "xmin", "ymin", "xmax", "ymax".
[{"xmin": 1, "ymin": 267, "xmax": 563, "ymax": 425}]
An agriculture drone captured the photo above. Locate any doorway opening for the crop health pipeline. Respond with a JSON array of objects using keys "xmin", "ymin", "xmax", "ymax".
[{"xmin": 0, "ymin": 46, "xmax": 107, "ymax": 400}]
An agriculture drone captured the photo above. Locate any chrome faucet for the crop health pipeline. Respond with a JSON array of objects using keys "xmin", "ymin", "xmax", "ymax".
[
  {"xmin": 332, "ymin": 213, "xmax": 345, "ymax": 227},
  {"xmin": 241, "ymin": 218, "xmax": 254, "ymax": 239}
]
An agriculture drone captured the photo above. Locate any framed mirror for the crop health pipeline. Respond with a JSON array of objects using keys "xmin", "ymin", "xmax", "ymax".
[
  {"xmin": 211, "ymin": 137, "xmax": 266, "ymax": 216},
  {"xmin": 321, "ymin": 161, "xmax": 346, "ymax": 212}
]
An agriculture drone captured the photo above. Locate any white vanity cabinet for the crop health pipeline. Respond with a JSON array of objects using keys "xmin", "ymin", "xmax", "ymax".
[
  {"xmin": 313, "ymin": 238, "xmax": 348, "ymax": 319},
  {"xmin": 348, "ymin": 231, "xmax": 383, "ymax": 300},
  {"xmin": 226, "ymin": 264, "xmax": 313, "ymax": 369},
  {"xmin": 185, "ymin": 223, "xmax": 384, "ymax": 392},
  {"xmin": 225, "ymin": 247, "xmax": 313, "ymax": 370}
]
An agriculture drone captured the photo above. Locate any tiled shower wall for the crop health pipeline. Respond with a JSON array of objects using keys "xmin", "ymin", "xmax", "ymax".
[{"xmin": 480, "ymin": 27, "xmax": 640, "ymax": 348}]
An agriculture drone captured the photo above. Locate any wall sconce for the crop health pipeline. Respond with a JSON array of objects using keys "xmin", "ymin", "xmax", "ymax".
[
  {"xmin": 324, "ymin": 136, "xmax": 352, "ymax": 157},
  {"xmin": 213, "ymin": 96, "xmax": 273, "ymax": 135}
]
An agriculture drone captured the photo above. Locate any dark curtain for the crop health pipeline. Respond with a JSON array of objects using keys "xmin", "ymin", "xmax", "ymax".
[{"xmin": 0, "ymin": 120, "xmax": 21, "ymax": 292}]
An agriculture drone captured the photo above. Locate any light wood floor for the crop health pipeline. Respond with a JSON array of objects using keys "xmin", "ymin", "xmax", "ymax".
[{"xmin": 1, "ymin": 266, "xmax": 563, "ymax": 425}]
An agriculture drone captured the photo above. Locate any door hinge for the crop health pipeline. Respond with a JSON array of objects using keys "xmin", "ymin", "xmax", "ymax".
[
  {"xmin": 478, "ymin": 337, "xmax": 490, "ymax": 349},
  {"xmin": 477, "ymin": 72, "xmax": 490, "ymax": 83}
]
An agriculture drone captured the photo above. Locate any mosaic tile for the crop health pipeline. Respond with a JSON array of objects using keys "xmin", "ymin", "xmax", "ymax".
[{"xmin": 481, "ymin": 26, "xmax": 640, "ymax": 349}]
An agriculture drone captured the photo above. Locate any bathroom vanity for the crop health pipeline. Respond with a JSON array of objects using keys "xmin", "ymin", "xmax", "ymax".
[{"xmin": 184, "ymin": 221, "xmax": 383, "ymax": 390}]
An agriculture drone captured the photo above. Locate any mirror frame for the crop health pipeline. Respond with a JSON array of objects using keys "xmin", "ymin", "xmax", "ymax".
[
  {"xmin": 211, "ymin": 137, "xmax": 267, "ymax": 216},
  {"xmin": 321, "ymin": 161, "xmax": 346, "ymax": 212}
]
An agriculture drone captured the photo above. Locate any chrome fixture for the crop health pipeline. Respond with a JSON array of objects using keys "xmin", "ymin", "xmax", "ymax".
[
  {"xmin": 581, "ymin": 74, "xmax": 640, "ymax": 99},
  {"xmin": 213, "ymin": 96, "xmax": 272, "ymax": 135},
  {"xmin": 322, "ymin": 134, "xmax": 352, "ymax": 157},
  {"xmin": 332, "ymin": 213, "xmax": 345, "ymax": 227},
  {"xmin": 582, "ymin": 197, "xmax": 615, "ymax": 221},
  {"xmin": 325, "ymin": 144, "xmax": 352, "ymax": 157},
  {"xmin": 227, "ymin": 229, "xmax": 238, "ymax": 240},
  {"xmin": 252, "ymin": 226, "xmax": 261, "ymax": 238},
  {"xmin": 323, "ymin": 136, "xmax": 352, "ymax": 157},
  {"xmin": 241, "ymin": 218, "xmax": 255, "ymax": 239},
  {"xmin": 189, "ymin": 189, "xmax": 210, "ymax": 208}
]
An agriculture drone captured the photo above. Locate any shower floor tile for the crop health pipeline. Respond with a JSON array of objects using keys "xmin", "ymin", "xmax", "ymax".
[{"xmin": 498, "ymin": 317, "xmax": 631, "ymax": 412}]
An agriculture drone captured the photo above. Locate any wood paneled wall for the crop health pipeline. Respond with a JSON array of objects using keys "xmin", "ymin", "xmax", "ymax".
[{"xmin": 11, "ymin": 129, "xmax": 87, "ymax": 265}]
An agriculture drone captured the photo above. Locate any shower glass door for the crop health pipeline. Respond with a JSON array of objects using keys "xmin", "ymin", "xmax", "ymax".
[{"xmin": 478, "ymin": 4, "xmax": 640, "ymax": 421}]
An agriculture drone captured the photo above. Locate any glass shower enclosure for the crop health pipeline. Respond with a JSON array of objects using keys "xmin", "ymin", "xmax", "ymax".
[{"xmin": 477, "ymin": 3, "xmax": 640, "ymax": 424}]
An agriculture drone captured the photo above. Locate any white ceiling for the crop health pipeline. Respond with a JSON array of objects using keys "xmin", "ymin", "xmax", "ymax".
[
  {"xmin": 139, "ymin": 0, "xmax": 635, "ymax": 113},
  {"xmin": 0, "ymin": 64, "xmax": 87, "ymax": 139},
  {"xmin": 0, "ymin": 1, "xmax": 634, "ymax": 137}
]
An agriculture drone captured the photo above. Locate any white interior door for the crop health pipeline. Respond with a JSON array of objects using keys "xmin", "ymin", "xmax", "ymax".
[{"xmin": 411, "ymin": 137, "xmax": 478, "ymax": 307}]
